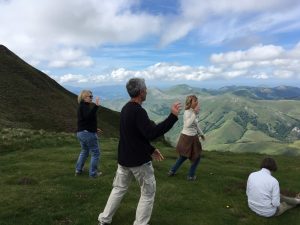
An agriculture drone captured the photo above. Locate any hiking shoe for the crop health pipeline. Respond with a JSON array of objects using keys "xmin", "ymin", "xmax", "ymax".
[
  {"xmin": 75, "ymin": 171, "xmax": 83, "ymax": 176},
  {"xmin": 75, "ymin": 167, "xmax": 85, "ymax": 176},
  {"xmin": 167, "ymin": 171, "xmax": 176, "ymax": 176},
  {"xmin": 295, "ymin": 193, "xmax": 300, "ymax": 203},
  {"xmin": 90, "ymin": 171, "xmax": 102, "ymax": 178},
  {"xmin": 187, "ymin": 176, "xmax": 197, "ymax": 181},
  {"xmin": 98, "ymin": 222, "xmax": 110, "ymax": 225}
]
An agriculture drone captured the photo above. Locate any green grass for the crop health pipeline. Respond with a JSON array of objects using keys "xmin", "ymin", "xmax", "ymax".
[
  {"xmin": 0, "ymin": 128, "xmax": 76, "ymax": 153},
  {"xmin": 1, "ymin": 130, "xmax": 300, "ymax": 225}
]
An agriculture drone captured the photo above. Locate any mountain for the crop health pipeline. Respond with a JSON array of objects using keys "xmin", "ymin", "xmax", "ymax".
[
  {"xmin": 163, "ymin": 84, "xmax": 212, "ymax": 96},
  {"xmin": 0, "ymin": 45, "xmax": 119, "ymax": 136},
  {"xmin": 219, "ymin": 86, "xmax": 300, "ymax": 100},
  {"xmin": 164, "ymin": 85, "xmax": 300, "ymax": 100},
  {"xmin": 91, "ymin": 84, "xmax": 300, "ymax": 101},
  {"xmin": 99, "ymin": 84, "xmax": 300, "ymax": 155}
]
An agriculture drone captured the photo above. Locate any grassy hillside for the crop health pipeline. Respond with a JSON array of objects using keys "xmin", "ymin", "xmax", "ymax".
[
  {"xmin": 103, "ymin": 90, "xmax": 300, "ymax": 155},
  {"xmin": 152, "ymin": 93, "xmax": 300, "ymax": 155},
  {"xmin": 0, "ymin": 45, "xmax": 119, "ymax": 137},
  {"xmin": 103, "ymin": 88, "xmax": 300, "ymax": 156},
  {"xmin": 199, "ymin": 95, "xmax": 300, "ymax": 154},
  {"xmin": 1, "ymin": 129, "xmax": 300, "ymax": 225}
]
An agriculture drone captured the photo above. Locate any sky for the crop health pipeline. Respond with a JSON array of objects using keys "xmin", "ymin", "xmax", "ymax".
[{"xmin": 1, "ymin": 0, "xmax": 300, "ymax": 88}]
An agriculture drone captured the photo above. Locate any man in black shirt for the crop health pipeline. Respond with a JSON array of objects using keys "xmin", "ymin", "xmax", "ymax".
[{"xmin": 98, "ymin": 78, "xmax": 181, "ymax": 225}]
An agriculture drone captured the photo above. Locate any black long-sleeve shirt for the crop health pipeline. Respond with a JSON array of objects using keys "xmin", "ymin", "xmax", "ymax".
[
  {"xmin": 118, "ymin": 101, "xmax": 178, "ymax": 167},
  {"xmin": 77, "ymin": 101, "xmax": 99, "ymax": 132}
]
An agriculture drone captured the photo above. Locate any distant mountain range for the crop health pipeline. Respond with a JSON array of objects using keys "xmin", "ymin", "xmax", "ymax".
[
  {"xmin": 1, "ymin": 44, "xmax": 299, "ymax": 155},
  {"xmin": 0, "ymin": 45, "xmax": 119, "ymax": 137},
  {"xmin": 207, "ymin": 85, "xmax": 300, "ymax": 100},
  {"xmin": 97, "ymin": 84, "xmax": 300, "ymax": 155},
  {"xmin": 65, "ymin": 83, "xmax": 300, "ymax": 101}
]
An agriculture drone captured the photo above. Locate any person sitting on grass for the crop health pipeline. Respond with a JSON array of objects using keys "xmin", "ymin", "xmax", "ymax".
[{"xmin": 246, "ymin": 157, "xmax": 300, "ymax": 217}]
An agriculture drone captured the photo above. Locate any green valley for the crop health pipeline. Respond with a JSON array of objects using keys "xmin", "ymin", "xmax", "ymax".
[{"xmin": 102, "ymin": 86, "xmax": 300, "ymax": 155}]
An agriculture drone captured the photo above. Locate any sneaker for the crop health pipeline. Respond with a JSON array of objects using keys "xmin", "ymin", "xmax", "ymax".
[
  {"xmin": 75, "ymin": 171, "xmax": 83, "ymax": 176},
  {"xmin": 90, "ymin": 171, "xmax": 102, "ymax": 178},
  {"xmin": 167, "ymin": 171, "xmax": 176, "ymax": 176},
  {"xmin": 187, "ymin": 176, "xmax": 197, "ymax": 181},
  {"xmin": 98, "ymin": 222, "xmax": 110, "ymax": 225},
  {"xmin": 295, "ymin": 193, "xmax": 300, "ymax": 203},
  {"xmin": 75, "ymin": 167, "xmax": 85, "ymax": 176}
]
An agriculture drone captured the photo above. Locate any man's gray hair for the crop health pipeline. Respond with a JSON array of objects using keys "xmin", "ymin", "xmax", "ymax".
[{"xmin": 126, "ymin": 78, "xmax": 146, "ymax": 98}]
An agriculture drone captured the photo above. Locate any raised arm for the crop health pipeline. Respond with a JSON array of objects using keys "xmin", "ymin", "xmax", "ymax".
[{"xmin": 136, "ymin": 102, "xmax": 180, "ymax": 141}]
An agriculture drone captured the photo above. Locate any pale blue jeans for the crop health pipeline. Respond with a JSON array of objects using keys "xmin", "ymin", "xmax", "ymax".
[
  {"xmin": 99, "ymin": 162, "xmax": 156, "ymax": 225},
  {"xmin": 75, "ymin": 131, "xmax": 100, "ymax": 177}
]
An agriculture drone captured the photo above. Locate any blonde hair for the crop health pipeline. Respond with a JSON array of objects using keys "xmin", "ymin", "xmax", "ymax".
[
  {"xmin": 185, "ymin": 95, "xmax": 198, "ymax": 110},
  {"xmin": 78, "ymin": 90, "xmax": 92, "ymax": 103}
]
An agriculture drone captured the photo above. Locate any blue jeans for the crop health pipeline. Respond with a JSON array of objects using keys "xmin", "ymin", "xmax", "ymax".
[
  {"xmin": 170, "ymin": 155, "xmax": 201, "ymax": 177},
  {"xmin": 76, "ymin": 131, "xmax": 100, "ymax": 177}
]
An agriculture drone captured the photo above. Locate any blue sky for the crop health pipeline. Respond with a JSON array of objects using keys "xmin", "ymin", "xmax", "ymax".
[{"xmin": 1, "ymin": 0, "xmax": 300, "ymax": 88}]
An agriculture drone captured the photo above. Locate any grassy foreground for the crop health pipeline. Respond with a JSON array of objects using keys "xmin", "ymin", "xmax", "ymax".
[{"xmin": 1, "ymin": 129, "xmax": 300, "ymax": 225}]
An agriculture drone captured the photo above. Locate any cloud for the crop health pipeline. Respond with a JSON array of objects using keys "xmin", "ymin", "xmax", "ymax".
[
  {"xmin": 232, "ymin": 61, "xmax": 254, "ymax": 70},
  {"xmin": 51, "ymin": 42, "xmax": 300, "ymax": 85},
  {"xmin": 50, "ymin": 74, "xmax": 88, "ymax": 83},
  {"xmin": 273, "ymin": 70, "xmax": 294, "ymax": 79},
  {"xmin": 210, "ymin": 44, "xmax": 284, "ymax": 63},
  {"xmin": 159, "ymin": 18, "xmax": 194, "ymax": 47},
  {"xmin": 160, "ymin": 0, "xmax": 300, "ymax": 46},
  {"xmin": 48, "ymin": 48, "xmax": 94, "ymax": 68},
  {"xmin": 0, "ymin": 0, "xmax": 162, "ymax": 68},
  {"xmin": 52, "ymin": 62, "xmax": 222, "ymax": 85},
  {"xmin": 1, "ymin": 0, "xmax": 300, "ymax": 85},
  {"xmin": 252, "ymin": 73, "xmax": 269, "ymax": 79},
  {"xmin": 210, "ymin": 43, "xmax": 300, "ymax": 80},
  {"xmin": 1, "ymin": 0, "xmax": 299, "ymax": 59}
]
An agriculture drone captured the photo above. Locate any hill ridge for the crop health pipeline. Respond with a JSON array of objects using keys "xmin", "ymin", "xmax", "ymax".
[
  {"xmin": 0, "ymin": 45, "xmax": 119, "ymax": 136},
  {"xmin": 101, "ymin": 85, "xmax": 300, "ymax": 155}
]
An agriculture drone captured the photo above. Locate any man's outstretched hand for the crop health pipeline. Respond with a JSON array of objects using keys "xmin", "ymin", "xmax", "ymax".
[
  {"xmin": 152, "ymin": 149, "xmax": 164, "ymax": 161},
  {"xmin": 171, "ymin": 102, "xmax": 182, "ymax": 117}
]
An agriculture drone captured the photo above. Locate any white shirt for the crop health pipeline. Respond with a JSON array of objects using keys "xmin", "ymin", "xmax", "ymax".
[
  {"xmin": 181, "ymin": 109, "xmax": 204, "ymax": 136},
  {"xmin": 246, "ymin": 168, "xmax": 280, "ymax": 217}
]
